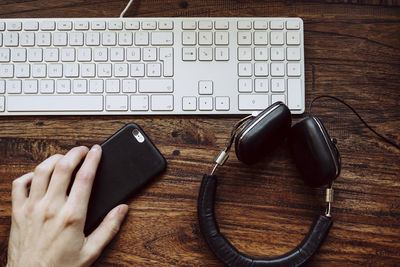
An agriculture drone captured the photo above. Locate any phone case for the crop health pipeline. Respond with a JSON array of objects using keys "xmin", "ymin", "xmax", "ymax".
[{"xmin": 84, "ymin": 123, "xmax": 167, "ymax": 234}]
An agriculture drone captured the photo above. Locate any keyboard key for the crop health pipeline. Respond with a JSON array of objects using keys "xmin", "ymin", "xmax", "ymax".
[
  {"xmin": 237, "ymin": 32, "xmax": 251, "ymax": 45},
  {"xmin": 40, "ymin": 80, "xmax": 55, "ymax": 94},
  {"xmin": 254, "ymin": 47, "xmax": 268, "ymax": 61},
  {"xmin": 98, "ymin": 63, "xmax": 112, "ymax": 77},
  {"xmin": 23, "ymin": 80, "xmax": 38, "ymax": 94},
  {"xmin": 45, "ymin": 48, "xmax": 59, "ymax": 62},
  {"xmin": 70, "ymin": 32, "xmax": 84, "ymax": 46},
  {"xmin": 182, "ymin": 97, "xmax": 197, "ymax": 111},
  {"xmin": 0, "ymin": 81, "xmax": 5, "ymax": 93},
  {"xmin": 254, "ymin": 20, "xmax": 268, "ymax": 30},
  {"xmin": 8, "ymin": 95, "xmax": 103, "ymax": 111},
  {"xmin": 77, "ymin": 48, "xmax": 91, "ymax": 62},
  {"xmin": 182, "ymin": 32, "xmax": 196, "ymax": 45},
  {"xmin": 287, "ymin": 31, "xmax": 300, "ymax": 45},
  {"xmin": 238, "ymin": 63, "xmax": 252, "ymax": 77},
  {"xmin": 125, "ymin": 21, "xmax": 139, "ymax": 30},
  {"xmin": 270, "ymin": 63, "xmax": 285, "ymax": 76},
  {"xmin": 109, "ymin": 21, "xmax": 123, "ymax": 30},
  {"xmin": 239, "ymin": 94, "xmax": 269, "ymax": 110},
  {"xmin": 159, "ymin": 21, "xmax": 173, "ymax": 30},
  {"xmin": 198, "ymin": 81, "xmax": 213, "ymax": 95},
  {"xmin": 93, "ymin": 48, "xmax": 107, "ymax": 61},
  {"xmin": 147, "ymin": 63, "xmax": 161, "ymax": 77},
  {"xmin": 199, "ymin": 96, "xmax": 213, "ymax": 111},
  {"xmin": 61, "ymin": 48, "xmax": 75, "ymax": 62},
  {"xmin": 15, "ymin": 64, "xmax": 30, "ymax": 78},
  {"xmin": 254, "ymin": 31, "xmax": 268, "ymax": 45},
  {"xmin": 48, "ymin": 64, "xmax": 63, "ymax": 78},
  {"xmin": 20, "ymin": 32, "xmax": 35, "ymax": 47},
  {"xmin": 105, "ymin": 79, "xmax": 120, "ymax": 93},
  {"xmin": 215, "ymin": 47, "xmax": 229, "ymax": 61},
  {"xmin": 160, "ymin": 47, "xmax": 173, "ymax": 76},
  {"xmin": 151, "ymin": 95, "xmax": 173, "ymax": 111},
  {"xmin": 215, "ymin": 21, "xmax": 229, "ymax": 30},
  {"xmin": 40, "ymin": 21, "xmax": 55, "ymax": 31},
  {"xmin": 0, "ymin": 64, "xmax": 14, "ymax": 78},
  {"xmin": 182, "ymin": 47, "xmax": 196, "ymax": 61},
  {"xmin": 238, "ymin": 79, "xmax": 252, "ymax": 92},
  {"xmin": 115, "ymin": 63, "xmax": 129, "ymax": 77},
  {"xmin": 6, "ymin": 80, "xmax": 21, "ymax": 93},
  {"xmin": 37, "ymin": 32, "xmax": 51, "ymax": 46},
  {"xmin": 288, "ymin": 79, "xmax": 302, "ymax": 110},
  {"xmin": 106, "ymin": 95, "xmax": 128, "ymax": 111},
  {"xmin": 287, "ymin": 63, "xmax": 301, "ymax": 76},
  {"xmin": 238, "ymin": 47, "xmax": 252, "ymax": 61},
  {"xmin": 92, "ymin": 21, "xmax": 106, "ymax": 30},
  {"xmin": 64, "ymin": 63, "xmax": 79, "ymax": 78},
  {"xmin": 139, "ymin": 79, "xmax": 173, "ymax": 93},
  {"xmin": 56, "ymin": 79, "xmax": 71, "ymax": 93},
  {"xmin": 89, "ymin": 79, "xmax": 104, "ymax": 93},
  {"xmin": 287, "ymin": 47, "xmax": 301, "ymax": 61},
  {"xmin": 142, "ymin": 21, "xmax": 157, "ymax": 30},
  {"xmin": 130, "ymin": 63, "xmax": 145, "ymax": 77},
  {"xmin": 271, "ymin": 79, "xmax": 285, "ymax": 92},
  {"xmin": 7, "ymin": 22, "xmax": 22, "ymax": 31},
  {"xmin": 86, "ymin": 32, "xmax": 100, "ymax": 46},
  {"xmin": 0, "ymin": 96, "xmax": 4, "ymax": 111},
  {"xmin": 215, "ymin": 97, "xmax": 230, "ymax": 111},
  {"xmin": 199, "ymin": 21, "xmax": 212, "ymax": 30},
  {"xmin": 54, "ymin": 32, "xmax": 68, "ymax": 46},
  {"xmin": 198, "ymin": 47, "xmax": 212, "ymax": 61},
  {"xmin": 119, "ymin": 32, "xmax": 133, "ymax": 46},
  {"xmin": 254, "ymin": 63, "xmax": 268, "ymax": 77},
  {"xmin": 215, "ymin": 32, "xmax": 229, "ymax": 45},
  {"xmin": 286, "ymin": 20, "xmax": 300, "ymax": 30},
  {"xmin": 122, "ymin": 79, "xmax": 137, "ymax": 93},
  {"xmin": 4, "ymin": 32, "xmax": 19, "ymax": 47},
  {"xmin": 182, "ymin": 21, "xmax": 196, "ymax": 30},
  {"xmin": 143, "ymin": 47, "xmax": 157, "ymax": 61},
  {"xmin": 110, "ymin": 47, "xmax": 124, "ymax": 61},
  {"xmin": 198, "ymin": 31, "xmax": 213, "ymax": 45},
  {"xmin": 271, "ymin": 47, "xmax": 285, "ymax": 61},
  {"xmin": 271, "ymin": 31, "xmax": 284, "ymax": 45},
  {"xmin": 0, "ymin": 48, "xmax": 11, "ymax": 62},
  {"xmin": 131, "ymin": 95, "xmax": 149, "ymax": 111},
  {"xmin": 135, "ymin": 32, "xmax": 149, "ymax": 45},
  {"xmin": 75, "ymin": 21, "xmax": 89, "ymax": 30},
  {"xmin": 57, "ymin": 21, "xmax": 72, "ymax": 31},
  {"xmin": 255, "ymin": 79, "xmax": 269, "ymax": 92},
  {"xmin": 127, "ymin": 48, "xmax": 141, "ymax": 61},
  {"xmin": 24, "ymin": 21, "xmax": 39, "ymax": 31},
  {"xmin": 238, "ymin": 21, "xmax": 252, "ymax": 30},
  {"xmin": 102, "ymin": 32, "xmax": 116, "ymax": 46},
  {"xmin": 270, "ymin": 21, "xmax": 284, "ymax": 30},
  {"xmin": 73, "ymin": 79, "xmax": 87, "ymax": 93}
]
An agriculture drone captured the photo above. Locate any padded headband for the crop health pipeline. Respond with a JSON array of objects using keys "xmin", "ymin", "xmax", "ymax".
[{"xmin": 198, "ymin": 174, "xmax": 333, "ymax": 267}]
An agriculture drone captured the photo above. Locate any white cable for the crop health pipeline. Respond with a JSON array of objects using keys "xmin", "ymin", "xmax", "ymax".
[{"xmin": 120, "ymin": 0, "xmax": 134, "ymax": 18}]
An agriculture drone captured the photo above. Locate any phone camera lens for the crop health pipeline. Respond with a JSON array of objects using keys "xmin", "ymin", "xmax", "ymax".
[{"xmin": 132, "ymin": 129, "xmax": 145, "ymax": 143}]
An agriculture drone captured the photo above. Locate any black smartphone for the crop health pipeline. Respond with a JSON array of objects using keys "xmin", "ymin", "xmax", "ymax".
[{"xmin": 84, "ymin": 123, "xmax": 167, "ymax": 235}]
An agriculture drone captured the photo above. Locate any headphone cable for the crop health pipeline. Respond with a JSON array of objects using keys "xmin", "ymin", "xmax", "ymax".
[
  {"xmin": 308, "ymin": 95, "xmax": 400, "ymax": 150},
  {"xmin": 120, "ymin": 0, "xmax": 134, "ymax": 18}
]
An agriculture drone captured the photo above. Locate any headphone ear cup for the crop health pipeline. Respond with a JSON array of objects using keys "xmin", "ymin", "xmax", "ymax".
[
  {"xmin": 289, "ymin": 116, "xmax": 341, "ymax": 187},
  {"xmin": 235, "ymin": 102, "xmax": 292, "ymax": 164}
]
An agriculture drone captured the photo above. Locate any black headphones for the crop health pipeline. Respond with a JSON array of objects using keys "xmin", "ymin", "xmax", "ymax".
[{"xmin": 197, "ymin": 101, "xmax": 341, "ymax": 267}]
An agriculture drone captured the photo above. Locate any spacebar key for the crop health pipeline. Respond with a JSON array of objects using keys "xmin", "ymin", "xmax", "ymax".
[{"xmin": 8, "ymin": 96, "xmax": 103, "ymax": 112}]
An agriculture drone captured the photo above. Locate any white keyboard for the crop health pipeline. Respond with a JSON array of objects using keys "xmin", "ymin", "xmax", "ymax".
[{"xmin": 0, "ymin": 18, "xmax": 305, "ymax": 116}]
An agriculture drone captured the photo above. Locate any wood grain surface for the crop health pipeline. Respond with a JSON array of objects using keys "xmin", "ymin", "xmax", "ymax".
[{"xmin": 0, "ymin": 0, "xmax": 399, "ymax": 266}]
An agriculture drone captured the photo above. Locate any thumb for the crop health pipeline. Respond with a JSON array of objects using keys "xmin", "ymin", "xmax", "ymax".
[{"xmin": 83, "ymin": 204, "xmax": 129, "ymax": 263}]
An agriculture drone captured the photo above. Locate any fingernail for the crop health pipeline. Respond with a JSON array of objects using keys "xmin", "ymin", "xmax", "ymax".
[
  {"xmin": 119, "ymin": 204, "xmax": 129, "ymax": 216},
  {"xmin": 91, "ymin": 144, "xmax": 101, "ymax": 151}
]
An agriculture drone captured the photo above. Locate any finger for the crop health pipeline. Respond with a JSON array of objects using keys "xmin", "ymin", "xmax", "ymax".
[
  {"xmin": 83, "ymin": 204, "xmax": 128, "ymax": 263},
  {"xmin": 46, "ymin": 146, "xmax": 89, "ymax": 199},
  {"xmin": 29, "ymin": 154, "xmax": 63, "ymax": 201},
  {"xmin": 67, "ymin": 145, "xmax": 102, "ymax": 215},
  {"xmin": 12, "ymin": 172, "xmax": 34, "ymax": 207}
]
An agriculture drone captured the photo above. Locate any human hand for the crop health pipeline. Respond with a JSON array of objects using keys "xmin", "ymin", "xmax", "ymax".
[{"xmin": 7, "ymin": 145, "xmax": 129, "ymax": 267}]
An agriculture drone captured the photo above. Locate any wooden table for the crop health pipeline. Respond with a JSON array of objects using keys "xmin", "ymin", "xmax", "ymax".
[{"xmin": 0, "ymin": 0, "xmax": 399, "ymax": 266}]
